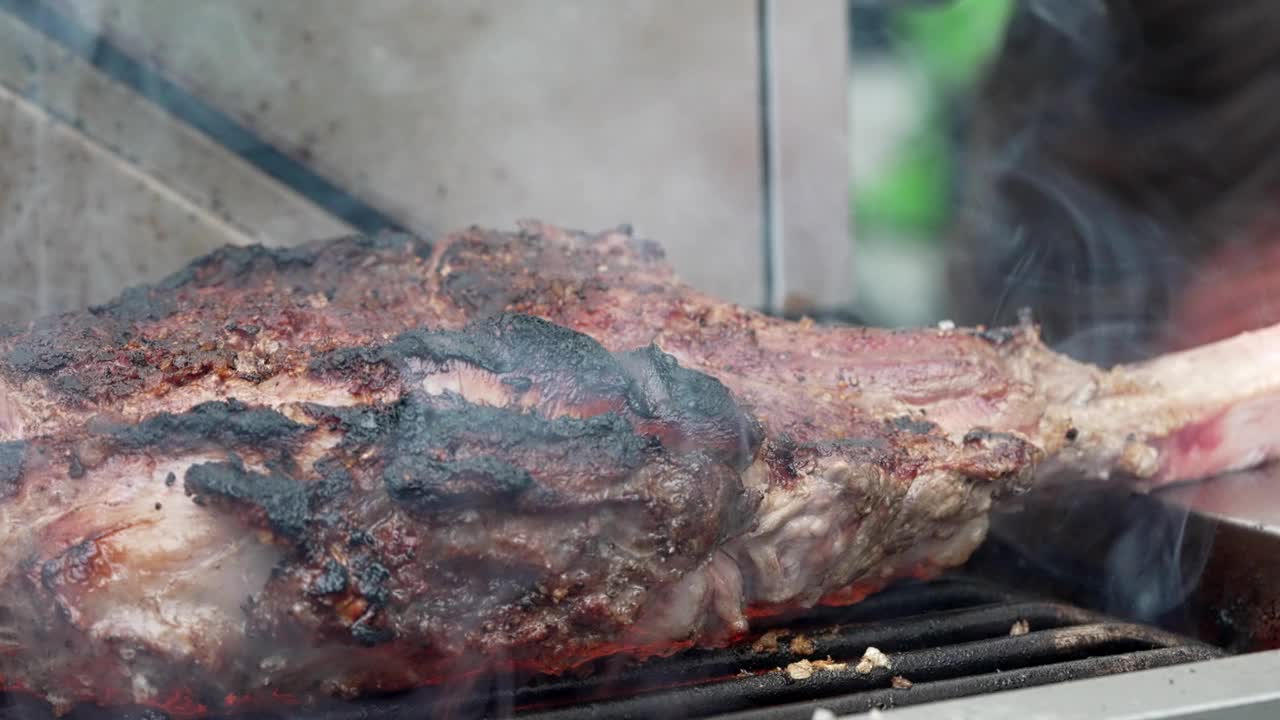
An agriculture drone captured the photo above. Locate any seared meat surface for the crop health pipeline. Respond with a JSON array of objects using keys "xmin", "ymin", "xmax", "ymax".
[{"xmin": 0, "ymin": 222, "xmax": 1277, "ymax": 714}]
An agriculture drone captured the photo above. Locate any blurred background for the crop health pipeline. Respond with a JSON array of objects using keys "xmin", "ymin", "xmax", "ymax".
[
  {"xmin": 2, "ymin": 0, "xmax": 1279, "ymax": 368},
  {"xmin": 0, "ymin": 0, "xmax": 987, "ymax": 328}
]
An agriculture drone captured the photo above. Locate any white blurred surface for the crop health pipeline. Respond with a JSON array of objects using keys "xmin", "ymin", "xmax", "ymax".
[{"xmin": 30, "ymin": 0, "xmax": 850, "ymax": 311}]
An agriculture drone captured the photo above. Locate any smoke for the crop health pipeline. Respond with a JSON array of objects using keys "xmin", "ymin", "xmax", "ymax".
[
  {"xmin": 1100, "ymin": 496, "xmax": 1212, "ymax": 621},
  {"xmin": 952, "ymin": 0, "xmax": 1280, "ymax": 623},
  {"xmin": 986, "ymin": 483, "xmax": 1215, "ymax": 627},
  {"xmin": 949, "ymin": 0, "xmax": 1280, "ymax": 365}
]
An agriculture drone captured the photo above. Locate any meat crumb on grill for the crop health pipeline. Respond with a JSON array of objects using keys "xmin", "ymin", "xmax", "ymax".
[
  {"xmin": 1010, "ymin": 619, "xmax": 1031, "ymax": 636},
  {"xmin": 784, "ymin": 657, "xmax": 847, "ymax": 680},
  {"xmin": 785, "ymin": 660, "xmax": 814, "ymax": 680},
  {"xmin": 891, "ymin": 675, "xmax": 913, "ymax": 689},
  {"xmin": 790, "ymin": 634, "xmax": 816, "ymax": 655},
  {"xmin": 855, "ymin": 647, "xmax": 892, "ymax": 674},
  {"xmin": 753, "ymin": 629, "xmax": 788, "ymax": 653}
]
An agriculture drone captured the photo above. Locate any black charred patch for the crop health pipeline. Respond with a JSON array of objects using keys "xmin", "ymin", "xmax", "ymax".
[
  {"xmin": 381, "ymin": 395, "xmax": 650, "ymax": 509},
  {"xmin": 347, "ymin": 230, "xmax": 421, "ymax": 253},
  {"xmin": 302, "ymin": 403, "xmax": 395, "ymax": 449},
  {"xmin": 620, "ymin": 344, "xmax": 735, "ymax": 421},
  {"xmin": 617, "ymin": 344, "xmax": 764, "ymax": 466},
  {"xmin": 110, "ymin": 400, "xmax": 308, "ymax": 452},
  {"xmin": 307, "ymin": 559, "xmax": 349, "ymax": 596},
  {"xmin": 891, "ymin": 416, "xmax": 938, "ymax": 435},
  {"xmin": 355, "ymin": 560, "xmax": 392, "ymax": 606},
  {"xmin": 50, "ymin": 373, "xmax": 89, "ymax": 397},
  {"xmin": 184, "ymin": 457, "xmax": 310, "ymax": 539},
  {"xmin": 166, "ymin": 242, "xmax": 320, "ymax": 289},
  {"xmin": 822, "ymin": 437, "xmax": 892, "ymax": 453},
  {"xmin": 976, "ymin": 326, "xmax": 1018, "ymax": 345},
  {"xmin": 502, "ymin": 375, "xmax": 533, "ymax": 393},
  {"xmin": 5, "ymin": 342, "xmax": 72, "ymax": 374},
  {"xmin": 385, "ymin": 455, "xmax": 534, "ymax": 510},
  {"xmin": 40, "ymin": 538, "xmax": 101, "ymax": 592},
  {"xmin": 88, "ymin": 285, "xmax": 176, "ymax": 325},
  {"xmin": 309, "ymin": 315, "xmax": 760, "ymax": 466},
  {"xmin": 224, "ymin": 321, "xmax": 261, "ymax": 336},
  {"xmin": 0, "ymin": 440, "xmax": 27, "ymax": 500},
  {"xmin": 67, "ymin": 453, "xmax": 85, "ymax": 479},
  {"xmin": 1065, "ymin": 427, "xmax": 1079, "ymax": 442},
  {"xmin": 311, "ymin": 313, "xmax": 632, "ymax": 398},
  {"xmin": 963, "ymin": 427, "xmax": 1026, "ymax": 447},
  {"xmin": 398, "ymin": 395, "xmax": 648, "ymax": 467},
  {"xmin": 350, "ymin": 614, "xmax": 395, "ymax": 646},
  {"xmin": 310, "ymin": 460, "xmax": 354, "ymax": 505},
  {"xmin": 436, "ymin": 235, "xmax": 530, "ymax": 316}
]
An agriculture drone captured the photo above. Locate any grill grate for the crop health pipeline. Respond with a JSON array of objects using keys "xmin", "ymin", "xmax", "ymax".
[
  {"xmin": 504, "ymin": 578, "xmax": 1222, "ymax": 720},
  {"xmin": 1, "ymin": 578, "xmax": 1224, "ymax": 720}
]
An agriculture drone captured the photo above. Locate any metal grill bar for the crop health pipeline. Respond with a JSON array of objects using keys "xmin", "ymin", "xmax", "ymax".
[
  {"xmin": 511, "ymin": 608, "xmax": 1220, "ymax": 720},
  {"xmin": 716, "ymin": 647, "xmax": 1219, "ymax": 720}
]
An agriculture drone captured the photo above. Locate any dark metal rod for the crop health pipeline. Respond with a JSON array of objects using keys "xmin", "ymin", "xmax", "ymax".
[
  {"xmin": 516, "ymin": 638, "xmax": 1219, "ymax": 720},
  {"xmin": 0, "ymin": 0, "xmax": 407, "ymax": 236},
  {"xmin": 714, "ymin": 646, "xmax": 1222, "ymax": 720},
  {"xmin": 756, "ymin": 0, "xmax": 784, "ymax": 314}
]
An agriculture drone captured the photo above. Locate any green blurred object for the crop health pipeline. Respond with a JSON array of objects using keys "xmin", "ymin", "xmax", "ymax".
[
  {"xmin": 897, "ymin": 0, "xmax": 1015, "ymax": 91},
  {"xmin": 854, "ymin": 0, "xmax": 1013, "ymax": 237},
  {"xmin": 854, "ymin": 108, "xmax": 950, "ymax": 236}
]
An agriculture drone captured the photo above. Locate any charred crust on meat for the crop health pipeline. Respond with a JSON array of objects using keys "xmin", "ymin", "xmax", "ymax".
[
  {"xmin": 88, "ymin": 285, "xmax": 177, "ymax": 325},
  {"xmin": 385, "ymin": 455, "xmax": 535, "ymax": 510},
  {"xmin": 396, "ymin": 394, "xmax": 647, "ymax": 463},
  {"xmin": 434, "ymin": 228, "xmax": 614, "ymax": 316},
  {"xmin": 109, "ymin": 400, "xmax": 308, "ymax": 452},
  {"xmin": 5, "ymin": 342, "xmax": 71, "ymax": 374},
  {"xmin": 0, "ymin": 440, "xmax": 26, "ymax": 499},
  {"xmin": 308, "ymin": 559, "xmax": 349, "ymax": 597},
  {"xmin": 67, "ymin": 453, "xmax": 85, "ymax": 479},
  {"xmin": 348, "ymin": 231, "xmax": 420, "ymax": 253},
  {"xmin": 164, "ymin": 472, "xmax": 177, "ymax": 487},
  {"xmin": 40, "ymin": 538, "xmax": 101, "ymax": 593},
  {"xmin": 224, "ymin": 321, "xmax": 261, "ymax": 336},
  {"xmin": 309, "ymin": 315, "xmax": 758, "ymax": 465},
  {"xmin": 963, "ymin": 428, "xmax": 1016, "ymax": 446},
  {"xmin": 310, "ymin": 460, "xmax": 354, "ymax": 505},
  {"xmin": 890, "ymin": 416, "xmax": 938, "ymax": 435},
  {"xmin": 51, "ymin": 373, "xmax": 88, "ymax": 397},
  {"xmin": 312, "ymin": 313, "xmax": 631, "ymax": 396},
  {"xmin": 502, "ymin": 375, "xmax": 534, "ymax": 393},
  {"xmin": 618, "ymin": 344, "xmax": 764, "ymax": 465},
  {"xmin": 184, "ymin": 457, "xmax": 310, "ymax": 540},
  {"xmin": 169, "ymin": 242, "xmax": 319, "ymax": 289},
  {"xmin": 303, "ymin": 403, "xmax": 395, "ymax": 449},
  {"xmin": 355, "ymin": 560, "xmax": 392, "ymax": 606},
  {"xmin": 975, "ymin": 326, "xmax": 1018, "ymax": 345},
  {"xmin": 382, "ymin": 396, "xmax": 650, "ymax": 508},
  {"xmin": 350, "ymin": 613, "xmax": 394, "ymax": 646},
  {"xmin": 1065, "ymin": 427, "xmax": 1079, "ymax": 441},
  {"xmin": 621, "ymin": 344, "xmax": 738, "ymax": 420}
]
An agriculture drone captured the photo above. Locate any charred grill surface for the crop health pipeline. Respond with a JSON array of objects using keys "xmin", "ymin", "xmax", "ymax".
[{"xmin": 0, "ymin": 222, "xmax": 1276, "ymax": 715}]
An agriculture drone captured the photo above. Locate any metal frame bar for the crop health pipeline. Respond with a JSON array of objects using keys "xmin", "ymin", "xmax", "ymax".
[
  {"xmin": 837, "ymin": 648, "xmax": 1280, "ymax": 720},
  {"xmin": 755, "ymin": 0, "xmax": 784, "ymax": 315}
]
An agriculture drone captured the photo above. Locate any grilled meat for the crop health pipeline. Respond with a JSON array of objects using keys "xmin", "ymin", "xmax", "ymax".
[{"xmin": 0, "ymin": 222, "xmax": 1277, "ymax": 714}]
